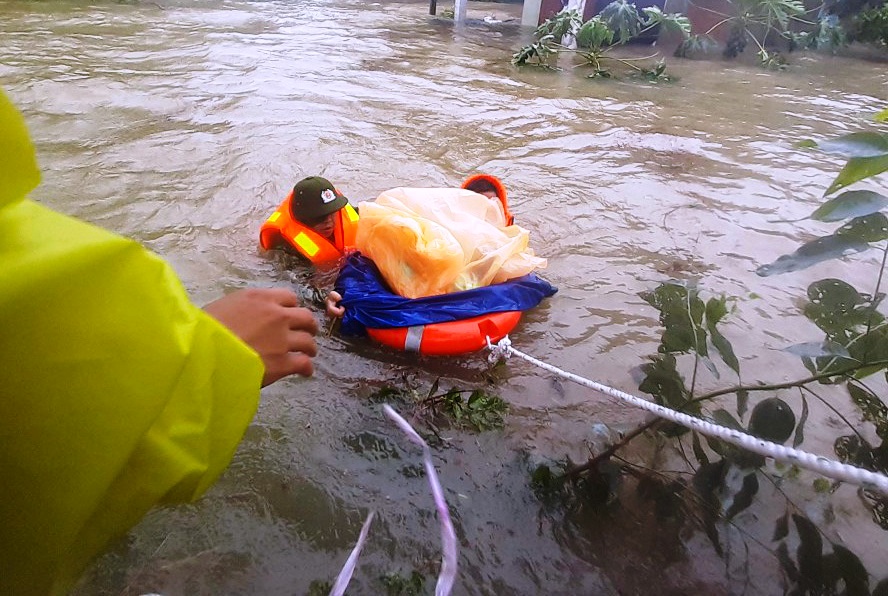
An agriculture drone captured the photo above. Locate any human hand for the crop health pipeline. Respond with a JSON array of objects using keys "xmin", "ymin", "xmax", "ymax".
[
  {"xmin": 325, "ymin": 290, "xmax": 345, "ymax": 319},
  {"xmin": 204, "ymin": 287, "xmax": 319, "ymax": 387}
]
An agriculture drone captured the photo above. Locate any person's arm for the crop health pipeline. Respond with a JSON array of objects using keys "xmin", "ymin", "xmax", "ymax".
[
  {"xmin": 0, "ymin": 200, "xmax": 318, "ymax": 596},
  {"xmin": 205, "ymin": 286, "xmax": 318, "ymax": 385}
]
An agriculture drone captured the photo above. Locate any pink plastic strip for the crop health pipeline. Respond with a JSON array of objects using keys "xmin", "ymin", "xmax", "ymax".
[
  {"xmin": 330, "ymin": 511, "xmax": 376, "ymax": 596},
  {"xmin": 383, "ymin": 405, "xmax": 458, "ymax": 596}
]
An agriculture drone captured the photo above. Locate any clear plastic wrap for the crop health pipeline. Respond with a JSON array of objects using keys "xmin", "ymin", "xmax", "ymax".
[{"xmin": 355, "ymin": 187, "xmax": 547, "ymax": 298}]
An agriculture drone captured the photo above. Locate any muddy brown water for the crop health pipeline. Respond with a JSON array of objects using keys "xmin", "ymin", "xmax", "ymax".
[{"xmin": 3, "ymin": 0, "xmax": 887, "ymax": 593}]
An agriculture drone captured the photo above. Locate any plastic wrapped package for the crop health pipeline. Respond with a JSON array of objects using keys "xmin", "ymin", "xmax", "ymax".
[{"xmin": 355, "ymin": 187, "xmax": 547, "ymax": 298}]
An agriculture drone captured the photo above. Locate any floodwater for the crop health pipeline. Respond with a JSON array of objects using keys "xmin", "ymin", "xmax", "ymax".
[{"xmin": 3, "ymin": 0, "xmax": 887, "ymax": 593}]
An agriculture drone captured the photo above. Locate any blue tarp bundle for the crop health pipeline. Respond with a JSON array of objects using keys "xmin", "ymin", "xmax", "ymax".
[{"xmin": 335, "ymin": 252, "xmax": 558, "ymax": 336}]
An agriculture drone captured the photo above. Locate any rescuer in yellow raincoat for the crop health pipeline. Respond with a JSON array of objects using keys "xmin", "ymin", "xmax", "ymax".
[{"xmin": 0, "ymin": 89, "xmax": 319, "ymax": 595}]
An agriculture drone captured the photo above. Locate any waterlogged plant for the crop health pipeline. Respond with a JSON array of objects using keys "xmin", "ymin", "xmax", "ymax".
[
  {"xmin": 513, "ymin": 2, "xmax": 691, "ymax": 80},
  {"xmin": 529, "ymin": 109, "xmax": 888, "ymax": 591},
  {"xmin": 676, "ymin": 0, "xmax": 848, "ymax": 69},
  {"xmin": 369, "ymin": 378, "xmax": 507, "ymax": 433},
  {"xmin": 853, "ymin": 3, "xmax": 888, "ymax": 48}
]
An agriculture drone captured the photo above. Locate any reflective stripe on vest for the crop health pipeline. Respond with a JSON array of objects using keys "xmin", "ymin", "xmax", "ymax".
[
  {"xmin": 294, "ymin": 232, "xmax": 320, "ymax": 257},
  {"xmin": 344, "ymin": 203, "xmax": 359, "ymax": 222}
]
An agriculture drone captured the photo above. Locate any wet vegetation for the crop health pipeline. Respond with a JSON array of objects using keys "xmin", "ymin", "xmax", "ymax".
[
  {"xmin": 513, "ymin": 0, "xmax": 887, "ymax": 77},
  {"xmin": 368, "ymin": 377, "xmax": 508, "ymax": 435},
  {"xmin": 529, "ymin": 110, "xmax": 888, "ymax": 592}
]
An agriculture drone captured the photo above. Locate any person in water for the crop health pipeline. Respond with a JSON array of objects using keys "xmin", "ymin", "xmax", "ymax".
[
  {"xmin": 461, "ymin": 173, "xmax": 514, "ymax": 226},
  {"xmin": 0, "ymin": 88, "xmax": 320, "ymax": 595},
  {"xmin": 259, "ymin": 175, "xmax": 359, "ymax": 265}
]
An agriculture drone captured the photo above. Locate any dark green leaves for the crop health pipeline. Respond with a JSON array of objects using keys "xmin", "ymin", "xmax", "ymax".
[
  {"xmin": 800, "ymin": 132, "xmax": 888, "ymax": 195},
  {"xmin": 725, "ymin": 473, "xmax": 759, "ymax": 519},
  {"xmin": 759, "ymin": 0, "xmax": 804, "ymax": 29},
  {"xmin": 534, "ymin": 9, "xmax": 582, "ymax": 40},
  {"xmin": 599, "ymin": 0, "xmax": 642, "ymax": 42},
  {"xmin": 828, "ymin": 154, "xmax": 888, "ymax": 195},
  {"xmin": 806, "ymin": 132, "xmax": 888, "ymax": 159},
  {"xmin": 836, "ymin": 210, "xmax": 888, "ymax": 243},
  {"xmin": 810, "ymin": 190, "xmax": 888, "ymax": 222},
  {"xmin": 512, "ymin": 36, "xmax": 557, "ymax": 66},
  {"xmin": 641, "ymin": 283, "xmax": 706, "ymax": 355},
  {"xmin": 849, "ymin": 380, "xmax": 888, "ymax": 441},
  {"xmin": 804, "ymin": 279, "xmax": 877, "ymax": 337},
  {"xmin": 761, "ymin": 212, "xmax": 888, "ymax": 277},
  {"xmin": 764, "ymin": 131, "xmax": 888, "ymax": 277},
  {"xmin": 576, "ymin": 17, "xmax": 614, "ymax": 50},
  {"xmin": 639, "ymin": 354, "xmax": 690, "ymax": 410},
  {"xmin": 641, "ymin": 7, "xmax": 690, "ymax": 36},
  {"xmin": 756, "ymin": 235, "xmax": 870, "ymax": 276}
]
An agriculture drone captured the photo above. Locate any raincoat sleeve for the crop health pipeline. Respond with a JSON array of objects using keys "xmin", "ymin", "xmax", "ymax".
[{"xmin": 0, "ymin": 90, "xmax": 265, "ymax": 595}]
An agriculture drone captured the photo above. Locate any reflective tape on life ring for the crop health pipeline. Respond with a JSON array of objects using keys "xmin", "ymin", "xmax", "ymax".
[{"xmin": 404, "ymin": 326, "xmax": 424, "ymax": 352}]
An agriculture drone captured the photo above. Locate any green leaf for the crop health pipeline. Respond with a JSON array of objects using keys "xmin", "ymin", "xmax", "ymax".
[
  {"xmin": 836, "ymin": 212, "xmax": 888, "ymax": 242},
  {"xmin": 777, "ymin": 542, "xmax": 800, "ymax": 582},
  {"xmin": 599, "ymin": 0, "xmax": 642, "ymax": 42},
  {"xmin": 826, "ymin": 154, "xmax": 888, "ymax": 195},
  {"xmin": 536, "ymin": 9, "xmax": 583, "ymax": 39},
  {"xmin": 576, "ymin": 17, "xmax": 614, "ymax": 49},
  {"xmin": 737, "ymin": 389, "xmax": 749, "ymax": 419},
  {"xmin": 849, "ymin": 380, "xmax": 888, "ymax": 441},
  {"xmin": 831, "ymin": 544, "xmax": 870, "ymax": 596},
  {"xmin": 756, "ymin": 235, "xmax": 871, "ymax": 276},
  {"xmin": 793, "ymin": 394, "xmax": 809, "ymax": 448},
  {"xmin": 793, "ymin": 514, "xmax": 824, "ymax": 589},
  {"xmin": 713, "ymin": 408, "xmax": 744, "ymax": 431},
  {"xmin": 725, "ymin": 473, "xmax": 759, "ymax": 519},
  {"xmin": 804, "ymin": 279, "xmax": 873, "ymax": 331},
  {"xmin": 758, "ymin": 0, "xmax": 804, "ymax": 29},
  {"xmin": 691, "ymin": 431, "xmax": 710, "ymax": 466},
  {"xmin": 810, "ymin": 190, "xmax": 888, "ymax": 222},
  {"xmin": 783, "ymin": 341, "xmax": 853, "ymax": 359},
  {"xmin": 706, "ymin": 297, "xmax": 739, "ymax": 374},
  {"xmin": 876, "ymin": 108, "xmax": 888, "ymax": 124},
  {"xmin": 812, "ymin": 132, "xmax": 888, "ymax": 159},
  {"xmin": 773, "ymin": 512, "xmax": 790, "ymax": 541},
  {"xmin": 638, "ymin": 354, "xmax": 690, "ymax": 410},
  {"xmin": 641, "ymin": 283, "xmax": 707, "ymax": 355},
  {"xmin": 692, "ymin": 458, "xmax": 727, "ymax": 498},
  {"xmin": 674, "ymin": 34, "xmax": 718, "ymax": 57},
  {"xmin": 641, "ymin": 7, "xmax": 691, "ymax": 36}
]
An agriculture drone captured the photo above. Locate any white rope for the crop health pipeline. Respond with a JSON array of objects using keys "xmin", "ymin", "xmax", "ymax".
[{"xmin": 486, "ymin": 336, "xmax": 888, "ymax": 496}]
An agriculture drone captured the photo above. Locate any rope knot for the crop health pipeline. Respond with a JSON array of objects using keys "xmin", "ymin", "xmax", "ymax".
[{"xmin": 486, "ymin": 335, "xmax": 512, "ymax": 363}]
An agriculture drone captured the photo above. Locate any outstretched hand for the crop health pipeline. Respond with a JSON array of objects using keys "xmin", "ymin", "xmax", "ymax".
[{"xmin": 204, "ymin": 287, "xmax": 319, "ymax": 387}]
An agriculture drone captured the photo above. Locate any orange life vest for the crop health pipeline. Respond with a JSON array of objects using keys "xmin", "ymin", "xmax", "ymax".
[
  {"xmin": 461, "ymin": 174, "xmax": 514, "ymax": 226},
  {"xmin": 259, "ymin": 191, "xmax": 359, "ymax": 264}
]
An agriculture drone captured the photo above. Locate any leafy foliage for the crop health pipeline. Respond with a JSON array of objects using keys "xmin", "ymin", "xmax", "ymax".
[
  {"xmin": 854, "ymin": 3, "xmax": 888, "ymax": 47},
  {"xmin": 512, "ymin": 2, "xmax": 689, "ymax": 81},
  {"xmin": 676, "ymin": 0, "xmax": 848, "ymax": 68},
  {"xmin": 380, "ymin": 571, "xmax": 425, "ymax": 595},
  {"xmin": 529, "ymin": 109, "xmax": 888, "ymax": 590},
  {"xmin": 369, "ymin": 379, "xmax": 507, "ymax": 433}
]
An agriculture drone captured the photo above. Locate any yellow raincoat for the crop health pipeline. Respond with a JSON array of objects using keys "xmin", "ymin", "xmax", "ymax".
[{"xmin": 0, "ymin": 90, "xmax": 265, "ymax": 595}]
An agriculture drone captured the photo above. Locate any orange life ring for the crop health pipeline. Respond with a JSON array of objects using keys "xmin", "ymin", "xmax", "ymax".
[{"xmin": 365, "ymin": 310, "xmax": 522, "ymax": 355}]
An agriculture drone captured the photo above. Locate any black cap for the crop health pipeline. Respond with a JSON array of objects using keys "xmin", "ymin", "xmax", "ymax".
[{"xmin": 290, "ymin": 176, "xmax": 348, "ymax": 223}]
